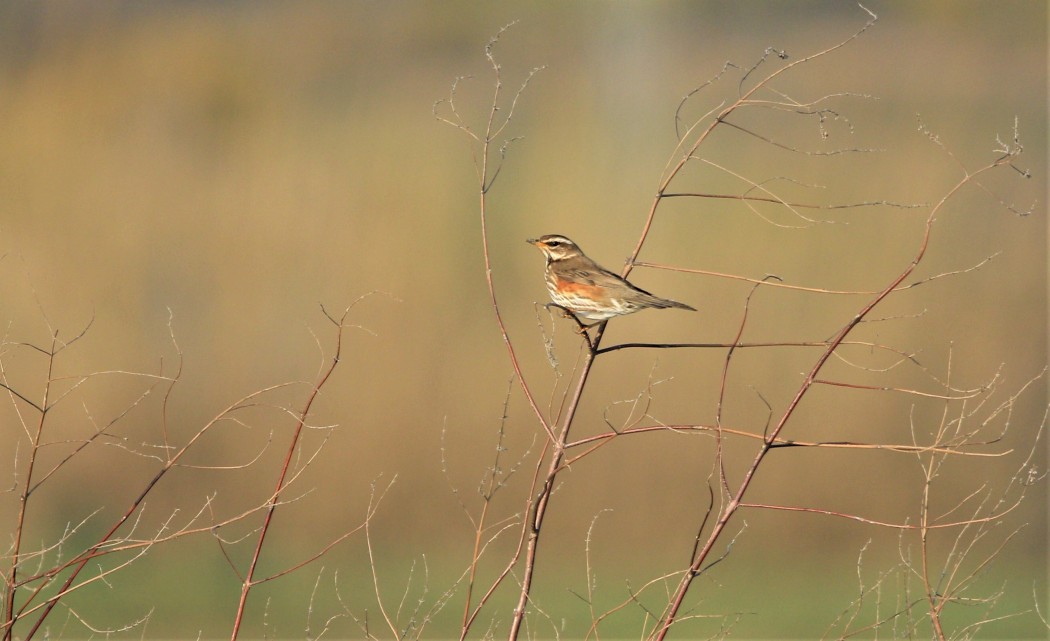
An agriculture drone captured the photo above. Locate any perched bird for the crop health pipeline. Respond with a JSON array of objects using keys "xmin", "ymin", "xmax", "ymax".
[{"xmin": 527, "ymin": 234, "xmax": 696, "ymax": 323}]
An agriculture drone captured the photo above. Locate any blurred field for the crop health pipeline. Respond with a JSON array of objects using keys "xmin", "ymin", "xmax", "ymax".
[{"xmin": 0, "ymin": 2, "xmax": 1046, "ymax": 638}]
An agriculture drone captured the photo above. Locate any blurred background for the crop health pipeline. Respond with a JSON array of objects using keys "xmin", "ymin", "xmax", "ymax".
[{"xmin": 0, "ymin": 1, "xmax": 1045, "ymax": 638}]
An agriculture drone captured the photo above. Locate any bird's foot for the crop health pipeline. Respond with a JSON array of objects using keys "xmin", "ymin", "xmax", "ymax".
[{"xmin": 543, "ymin": 304, "xmax": 598, "ymax": 347}]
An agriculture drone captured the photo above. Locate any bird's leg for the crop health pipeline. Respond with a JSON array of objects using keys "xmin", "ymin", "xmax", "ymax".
[
  {"xmin": 543, "ymin": 303, "xmax": 597, "ymax": 346},
  {"xmin": 543, "ymin": 303, "xmax": 586, "ymax": 328}
]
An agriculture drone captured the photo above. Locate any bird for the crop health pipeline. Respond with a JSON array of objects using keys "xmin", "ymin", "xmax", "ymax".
[{"xmin": 526, "ymin": 234, "xmax": 696, "ymax": 324}]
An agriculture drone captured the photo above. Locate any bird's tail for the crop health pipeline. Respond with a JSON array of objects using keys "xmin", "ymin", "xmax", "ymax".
[{"xmin": 649, "ymin": 296, "xmax": 696, "ymax": 312}]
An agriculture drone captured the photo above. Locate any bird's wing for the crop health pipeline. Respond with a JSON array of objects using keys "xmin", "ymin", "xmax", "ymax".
[
  {"xmin": 596, "ymin": 267, "xmax": 657, "ymax": 297},
  {"xmin": 560, "ymin": 262, "xmax": 656, "ymax": 297}
]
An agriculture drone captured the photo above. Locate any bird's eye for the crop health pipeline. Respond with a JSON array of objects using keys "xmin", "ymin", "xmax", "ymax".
[{"xmin": 546, "ymin": 241, "xmax": 561, "ymax": 247}]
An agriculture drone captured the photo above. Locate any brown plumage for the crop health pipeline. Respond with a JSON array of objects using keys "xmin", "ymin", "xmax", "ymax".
[{"xmin": 526, "ymin": 234, "xmax": 696, "ymax": 321}]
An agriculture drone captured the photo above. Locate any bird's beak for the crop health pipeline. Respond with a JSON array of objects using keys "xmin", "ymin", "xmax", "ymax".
[{"xmin": 526, "ymin": 238, "xmax": 540, "ymax": 246}]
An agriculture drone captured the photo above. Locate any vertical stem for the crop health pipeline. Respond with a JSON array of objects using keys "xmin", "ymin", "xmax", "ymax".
[
  {"xmin": 508, "ymin": 337, "xmax": 600, "ymax": 640},
  {"xmin": 459, "ymin": 497, "xmax": 491, "ymax": 636},
  {"xmin": 919, "ymin": 458, "xmax": 947, "ymax": 640},
  {"xmin": 3, "ymin": 334, "xmax": 57, "ymax": 641},
  {"xmin": 229, "ymin": 320, "xmax": 345, "ymax": 640}
]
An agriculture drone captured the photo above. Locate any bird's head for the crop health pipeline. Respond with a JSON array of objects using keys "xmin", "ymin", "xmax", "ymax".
[{"xmin": 526, "ymin": 234, "xmax": 584, "ymax": 262}]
